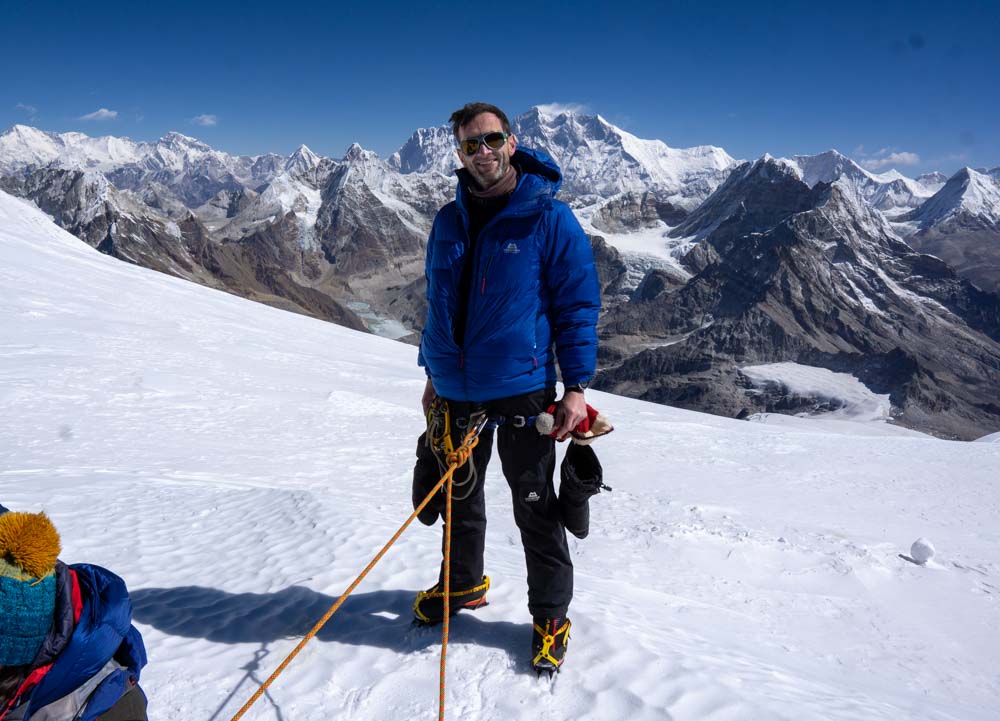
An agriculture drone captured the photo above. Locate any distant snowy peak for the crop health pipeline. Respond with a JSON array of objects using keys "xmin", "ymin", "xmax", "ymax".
[
  {"xmin": 284, "ymin": 144, "xmax": 322, "ymax": 175},
  {"xmin": 0, "ymin": 125, "xmax": 69, "ymax": 171},
  {"xmin": 787, "ymin": 150, "xmax": 867, "ymax": 188},
  {"xmin": 911, "ymin": 167, "xmax": 1000, "ymax": 228},
  {"xmin": 337, "ymin": 143, "xmax": 390, "ymax": 186},
  {"xmin": 0, "ymin": 124, "xmax": 147, "ymax": 173},
  {"xmin": 342, "ymin": 142, "xmax": 379, "ymax": 164},
  {"xmin": 145, "ymin": 132, "xmax": 230, "ymax": 173},
  {"xmin": 388, "ymin": 125, "xmax": 457, "ymax": 176},
  {"xmin": 158, "ymin": 131, "xmax": 212, "ymax": 152},
  {"xmin": 917, "ymin": 172, "xmax": 948, "ymax": 192},
  {"xmin": 514, "ymin": 107, "xmax": 735, "ymax": 205},
  {"xmin": 784, "ymin": 149, "xmax": 935, "ymax": 214}
]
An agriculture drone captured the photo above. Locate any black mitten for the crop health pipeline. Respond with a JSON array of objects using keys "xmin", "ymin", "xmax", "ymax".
[{"xmin": 558, "ymin": 443, "xmax": 607, "ymax": 539}]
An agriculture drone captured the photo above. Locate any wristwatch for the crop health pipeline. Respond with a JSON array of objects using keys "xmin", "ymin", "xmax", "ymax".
[{"xmin": 565, "ymin": 382, "xmax": 588, "ymax": 394}]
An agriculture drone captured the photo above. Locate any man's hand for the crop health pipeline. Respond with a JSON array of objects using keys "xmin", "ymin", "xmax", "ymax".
[
  {"xmin": 553, "ymin": 389, "xmax": 587, "ymax": 441},
  {"xmin": 421, "ymin": 378, "xmax": 437, "ymax": 416}
]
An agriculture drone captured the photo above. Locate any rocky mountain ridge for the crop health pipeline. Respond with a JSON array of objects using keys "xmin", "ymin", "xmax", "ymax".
[{"xmin": 597, "ymin": 157, "xmax": 1000, "ymax": 439}]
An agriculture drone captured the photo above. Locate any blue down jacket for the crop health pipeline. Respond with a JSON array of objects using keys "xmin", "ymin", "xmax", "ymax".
[
  {"xmin": 418, "ymin": 147, "xmax": 600, "ymax": 402},
  {"xmin": 17, "ymin": 562, "xmax": 146, "ymax": 721}
]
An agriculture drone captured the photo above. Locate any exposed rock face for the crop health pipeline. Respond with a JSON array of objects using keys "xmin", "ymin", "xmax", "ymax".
[
  {"xmin": 906, "ymin": 222, "xmax": 1000, "ymax": 295},
  {"xmin": 595, "ymin": 158, "xmax": 1000, "ymax": 440},
  {"xmin": 197, "ymin": 187, "xmax": 259, "ymax": 221},
  {"xmin": 590, "ymin": 236, "xmax": 632, "ymax": 302},
  {"xmin": 316, "ymin": 161, "xmax": 426, "ymax": 277},
  {"xmin": 591, "ymin": 192, "xmax": 687, "ymax": 232}
]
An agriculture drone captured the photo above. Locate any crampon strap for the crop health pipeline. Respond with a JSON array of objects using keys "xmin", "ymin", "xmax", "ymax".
[{"xmin": 532, "ymin": 619, "xmax": 571, "ymax": 669}]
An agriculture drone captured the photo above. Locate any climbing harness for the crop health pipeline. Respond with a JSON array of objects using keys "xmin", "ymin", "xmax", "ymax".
[
  {"xmin": 426, "ymin": 398, "xmax": 481, "ymax": 501},
  {"xmin": 228, "ymin": 412, "xmax": 489, "ymax": 721},
  {"xmin": 425, "ymin": 398, "xmax": 533, "ymax": 501}
]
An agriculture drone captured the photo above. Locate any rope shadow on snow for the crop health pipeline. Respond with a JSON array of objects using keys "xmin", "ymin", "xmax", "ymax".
[
  {"xmin": 206, "ymin": 644, "xmax": 285, "ymax": 721},
  {"xmin": 131, "ymin": 585, "xmax": 536, "ymax": 673}
]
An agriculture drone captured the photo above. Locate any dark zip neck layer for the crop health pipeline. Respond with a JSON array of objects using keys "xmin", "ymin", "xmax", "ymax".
[{"xmin": 453, "ymin": 186, "xmax": 514, "ymax": 348}]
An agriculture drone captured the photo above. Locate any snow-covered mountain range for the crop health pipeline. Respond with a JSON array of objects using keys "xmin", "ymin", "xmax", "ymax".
[
  {"xmin": 2, "ymin": 109, "xmax": 999, "ymax": 439},
  {"xmin": 391, "ymin": 107, "xmax": 735, "ymax": 210}
]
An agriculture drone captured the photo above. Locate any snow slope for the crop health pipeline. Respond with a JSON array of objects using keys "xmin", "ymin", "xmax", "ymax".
[{"xmin": 2, "ymin": 191, "xmax": 999, "ymax": 721}]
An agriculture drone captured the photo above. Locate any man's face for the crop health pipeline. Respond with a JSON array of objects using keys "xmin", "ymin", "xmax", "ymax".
[{"xmin": 455, "ymin": 112, "xmax": 517, "ymax": 190}]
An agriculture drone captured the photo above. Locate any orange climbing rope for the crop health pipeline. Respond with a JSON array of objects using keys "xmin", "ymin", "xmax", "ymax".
[
  {"xmin": 229, "ymin": 416, "xmax": 486, "ymax": 721},
  {"xmin": 439, "ymin": 457, "xmax": 453, "ymax": 721}
]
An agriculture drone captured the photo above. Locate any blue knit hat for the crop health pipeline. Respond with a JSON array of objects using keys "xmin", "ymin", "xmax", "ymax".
[{"xmin": 0, "ymin": 510, "xmax": 61, "ymax": 666}]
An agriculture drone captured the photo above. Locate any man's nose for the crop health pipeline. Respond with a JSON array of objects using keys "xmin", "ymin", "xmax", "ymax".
[{"xmin": 476, "ymin": 142, "xmax": 495, "ymax": 156}]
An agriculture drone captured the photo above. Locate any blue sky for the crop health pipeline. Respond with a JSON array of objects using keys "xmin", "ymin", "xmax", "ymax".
[{"xmin": 3, "ymin": 0, "xmax": 997, "ymax": 177}]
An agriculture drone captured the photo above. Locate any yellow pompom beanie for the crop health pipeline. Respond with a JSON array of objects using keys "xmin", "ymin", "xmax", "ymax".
[{"xmin": 0, "ymin": 508, "xmax": 61, "ymax": 666}]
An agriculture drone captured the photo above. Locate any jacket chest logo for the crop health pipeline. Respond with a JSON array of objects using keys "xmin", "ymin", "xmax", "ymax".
[{"xmin": 503, "ymin": 242, "xmax": 520, "ymax": 255}]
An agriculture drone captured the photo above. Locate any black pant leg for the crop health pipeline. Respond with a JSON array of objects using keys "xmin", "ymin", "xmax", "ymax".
[
  {"xmin": 494, "ymin": 389, "xmax": 573, "ymax": 619},
  {"xmin": 437, "ymin": 415, "xmax": 494, "ymax": 590}
]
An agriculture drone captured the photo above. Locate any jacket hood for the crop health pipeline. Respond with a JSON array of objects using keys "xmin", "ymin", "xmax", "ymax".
[
  {"xmin": 510, "ymin": 146, "xmax": 562, "ymax": 191},
  {"xmin": 28, "ymin": 563, "xmax": 146, "ymax": 712}
]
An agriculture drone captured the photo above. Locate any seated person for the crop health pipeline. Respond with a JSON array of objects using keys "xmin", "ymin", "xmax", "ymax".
[{"xmin": 0, "ymin": 504, "xmax": 147, "ymax": 721}]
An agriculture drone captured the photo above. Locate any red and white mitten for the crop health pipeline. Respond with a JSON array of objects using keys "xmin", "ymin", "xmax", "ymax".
[{"xmin": 535, "ymin": 404, "xmax": 614, "ymax": 444}]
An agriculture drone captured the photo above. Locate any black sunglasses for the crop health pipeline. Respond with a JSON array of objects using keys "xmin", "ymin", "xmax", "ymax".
[{"xmin": 458, "ymin": 131, "xmax": 510, "ymax": 157}]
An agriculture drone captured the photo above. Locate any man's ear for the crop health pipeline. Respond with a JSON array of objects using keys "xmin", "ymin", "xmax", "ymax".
[{"xmin": 508, "ymin": 134, "xmax": 517, "ymax": 153}]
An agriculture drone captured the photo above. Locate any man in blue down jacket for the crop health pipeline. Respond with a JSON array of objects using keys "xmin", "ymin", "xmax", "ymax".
[{"xmin": 414, "ymin": 102, "xmax": 600, "ymax": 673}]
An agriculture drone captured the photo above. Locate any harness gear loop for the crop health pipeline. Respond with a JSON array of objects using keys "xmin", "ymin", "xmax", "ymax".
[
  {"xmin": 426, "ymin": 399, "xmax": 486, "ymax": 501},
  {"xmin": 229, "ymin": 416, "xmax": 487, "ymax": 721}
]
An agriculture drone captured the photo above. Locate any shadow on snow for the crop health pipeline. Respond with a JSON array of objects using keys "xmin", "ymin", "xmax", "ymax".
[{"xmin": 131, "ymin": 585, "xmax": 535, "ymax": 674}]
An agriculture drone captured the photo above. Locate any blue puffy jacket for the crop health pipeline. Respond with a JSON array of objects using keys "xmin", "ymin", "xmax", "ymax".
[
  {"xmin": 14, "ymin": 562, "xmax": 146, "ymax": 721},
  {"xmin": 418, "ymin": 147, "xmax": 600, "ymax": 402}
]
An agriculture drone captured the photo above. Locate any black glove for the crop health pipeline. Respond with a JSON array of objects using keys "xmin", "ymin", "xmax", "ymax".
[{"xmin": 558, "ymin": 443, "xmax": 608, "ymax": 539}]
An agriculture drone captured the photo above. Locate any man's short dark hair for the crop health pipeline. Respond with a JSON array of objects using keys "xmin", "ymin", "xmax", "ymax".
[{"xmin": 449, "ymin": 103, "xmax": 512, "ymax": 140}]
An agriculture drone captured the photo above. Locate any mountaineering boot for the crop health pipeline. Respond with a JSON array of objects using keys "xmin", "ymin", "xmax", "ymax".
[
  {"xmin": 531, "ymin": 616, "xmax": 571, "ymax": 674},
  {"xmin": 413, "ymin": 575, "xmax": 490, "ymax": 624}
]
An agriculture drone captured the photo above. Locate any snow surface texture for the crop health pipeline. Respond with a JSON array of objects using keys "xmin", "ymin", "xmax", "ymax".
[{"xmin": 2, "ymin": 190, "xmax": 999, "ymax": 721}]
